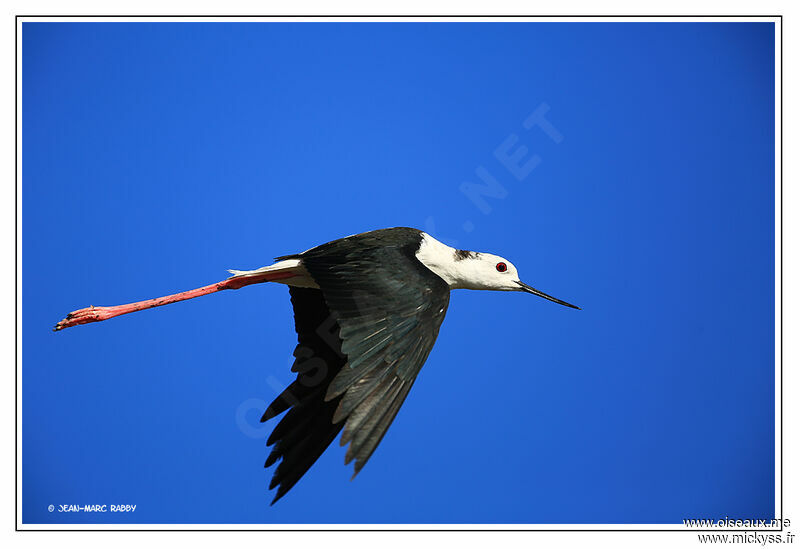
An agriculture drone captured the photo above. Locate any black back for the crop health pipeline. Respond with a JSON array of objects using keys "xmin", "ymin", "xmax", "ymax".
[{"xmin": 262, "ymin": 228, "xmax": 451, "ymax": 503}]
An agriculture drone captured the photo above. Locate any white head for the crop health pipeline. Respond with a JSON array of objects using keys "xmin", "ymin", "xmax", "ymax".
[{"xmin": 416, "ymin": 233, "xmax": 579, "ymax": 308}]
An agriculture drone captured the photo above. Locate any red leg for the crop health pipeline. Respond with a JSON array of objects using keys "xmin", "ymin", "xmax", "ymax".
[{"xmin": 54, "ymin": 270, "xmax": 296, "ymax": 331}]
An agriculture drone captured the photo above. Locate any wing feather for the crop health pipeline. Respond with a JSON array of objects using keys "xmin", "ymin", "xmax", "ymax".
[
  {"xmin": 261, "ymin": 287, "xmax": 347, "ymax": 504},
  {"xmin": 262, "ymin": 228, "xmax": 450, "ymax": 502}
]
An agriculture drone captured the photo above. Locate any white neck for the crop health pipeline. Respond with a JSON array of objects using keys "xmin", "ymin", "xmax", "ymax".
[{"xmin": 415, "ymin": 233, "xmax": 477, "ymax": 289}]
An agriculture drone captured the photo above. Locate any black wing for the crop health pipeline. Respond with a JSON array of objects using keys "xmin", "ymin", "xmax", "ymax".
[
  {"xmin": 261, "ymin": 287, "xmax": 347, "ymax": 504},
  {"xmin": 263, "ymin": 228, "xmax": 450, "ymax": 503}
]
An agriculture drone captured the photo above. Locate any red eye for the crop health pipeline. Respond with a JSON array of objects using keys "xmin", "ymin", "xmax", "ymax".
[{"xmin": 496, "ymin": 262, "xmax": 507, "ymax": 273}]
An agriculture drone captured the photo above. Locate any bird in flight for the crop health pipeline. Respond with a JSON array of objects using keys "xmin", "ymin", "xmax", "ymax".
[{"xmin": 55, "ymin": 227, "xmax": 579, "ymax": 503}]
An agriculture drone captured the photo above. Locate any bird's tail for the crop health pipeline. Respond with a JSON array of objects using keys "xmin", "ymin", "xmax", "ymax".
[{"xmin": 226, "ymin": 259, "xmax": 318, "ymax": 289}]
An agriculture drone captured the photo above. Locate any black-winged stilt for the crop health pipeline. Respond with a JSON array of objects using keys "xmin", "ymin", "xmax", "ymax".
[{"xmin": 55, "ymin": 227, "xmax": 579, "ymax": 503}]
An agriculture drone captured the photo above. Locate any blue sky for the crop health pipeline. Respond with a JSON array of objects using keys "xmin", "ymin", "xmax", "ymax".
[{"xmin": 22, "ymin": 21, "xmax": 775, "ymax": 524}]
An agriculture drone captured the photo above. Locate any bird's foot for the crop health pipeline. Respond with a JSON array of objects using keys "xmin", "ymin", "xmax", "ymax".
[{"xmin": 53, "ymin": 306, "xmax": 109, "ymax": 331}]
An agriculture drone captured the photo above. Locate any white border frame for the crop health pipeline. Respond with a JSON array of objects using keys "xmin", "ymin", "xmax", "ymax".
[{"xmin": 14, "ymin": 14, "xmax": 783, "ymax": 532}]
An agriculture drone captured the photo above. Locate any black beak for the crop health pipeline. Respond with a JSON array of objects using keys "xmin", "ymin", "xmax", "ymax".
[{"xmin": 515, "ymin": 281, "xmax": 580, "ymax": 309}]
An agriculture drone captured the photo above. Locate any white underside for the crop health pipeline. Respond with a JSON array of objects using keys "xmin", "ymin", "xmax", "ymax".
[{"xmin": 227, "ymin": 258, "xmax": 320, "ymax": 289}]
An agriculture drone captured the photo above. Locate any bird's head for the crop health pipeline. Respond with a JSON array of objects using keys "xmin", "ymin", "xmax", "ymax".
[
  {"xmin": 451, "ymin": 250, "xmax": 580, "ymax": 309},
  {"xmin": 415, "ymin": 233, "xmax": 579, "ymax": 309}
]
